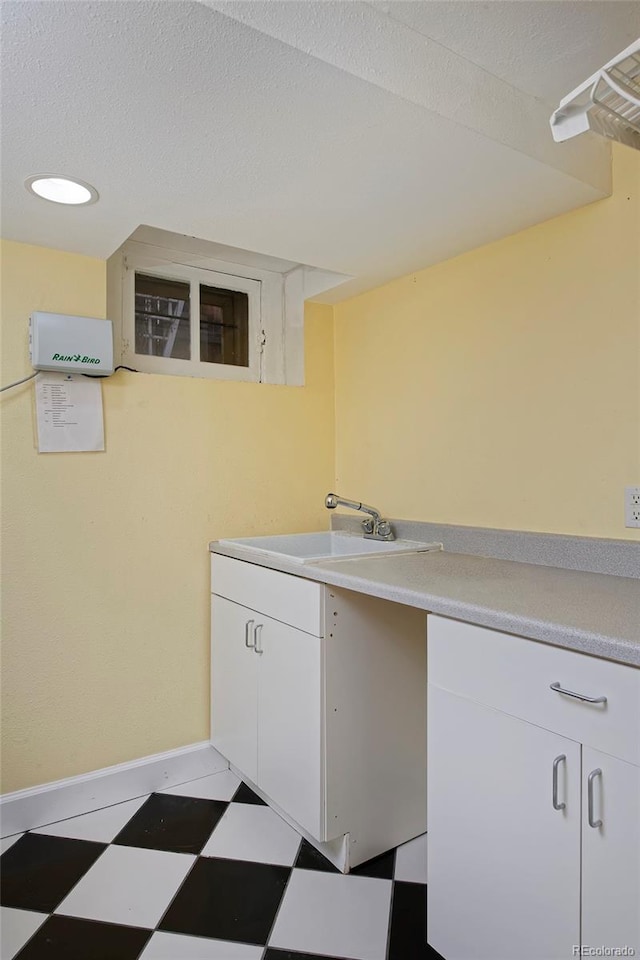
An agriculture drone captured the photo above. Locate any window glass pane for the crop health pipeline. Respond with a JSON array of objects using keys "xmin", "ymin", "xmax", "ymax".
[
  {"xmin": 200, "ymin": 285, "xmax": 249, "ymax": 367},
  {"xmin": 135, "ymin": 273, "xmax": 190, "ymax": 359}
]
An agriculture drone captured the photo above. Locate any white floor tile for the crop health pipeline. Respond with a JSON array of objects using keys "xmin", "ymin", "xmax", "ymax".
[
  {"xmin": 269, "ymin": 868, "xmax": 392, "ymax": 960},
  {"xmin": 55, "ymin": 845, "xmax": 195, "ymax": 929},
  {"xmin": 394, "ymin": 832, "xmax": 427, "ymax": 884},
  {"xmin": 161, "ymin": 770, "xmax": 240, "ymax": 802},
  {"xmin": 0, "ymin": 907, "xmax": 47, "ymax": 959},
  {"xmin": 31, "ymin": 797, "xmax": 148, "ymax": 843},
  {"xmin": 140, "ymin": 931, "xmax": 263, "ymax": 959},
  {"xmin": 201, "ymin": 802, "xmax": 301, "ymax": 866},
  {"xmin": 0, "ymin": 834, "xmax": 23, "ymax": 854}
]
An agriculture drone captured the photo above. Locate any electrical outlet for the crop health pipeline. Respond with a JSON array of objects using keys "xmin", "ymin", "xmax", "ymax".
[{"xmin": 625, "ymin": 486, "xmax": 640, "ymax": 528}]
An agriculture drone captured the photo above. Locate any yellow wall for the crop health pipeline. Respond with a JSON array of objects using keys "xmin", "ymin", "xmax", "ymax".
[
  {"xmin": 334, "ymin": 145, "xmax": 640, "ymax": 540},
  {"xmin": 0, "ymin": 240, "xmax": 335, "ymax": 792},
  {"xmin": 2, "ymin": 146, "xmax": 639, "ymax": 794}
]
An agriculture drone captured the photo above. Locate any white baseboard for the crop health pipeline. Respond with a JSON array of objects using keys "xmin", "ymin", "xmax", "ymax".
[{"xmin": 0, "ymin": 741, "xmax": 228, "ymax": 837}]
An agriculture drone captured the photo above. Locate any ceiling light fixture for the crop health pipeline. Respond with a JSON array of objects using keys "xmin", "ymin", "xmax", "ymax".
[{"xmin": 25, "ymin": 175, "xmax": 99, "ymax": 205}]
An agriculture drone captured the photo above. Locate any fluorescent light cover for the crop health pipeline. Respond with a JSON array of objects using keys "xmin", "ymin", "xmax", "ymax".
[{"xmin": 25, "ymin": 175, "xmax": 98, "ymax": 205}]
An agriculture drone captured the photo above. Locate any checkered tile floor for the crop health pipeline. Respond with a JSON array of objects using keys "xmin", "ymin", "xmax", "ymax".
[{"xmin": 1, "ymin": 769, "xmax": 440, "ymax": 960}]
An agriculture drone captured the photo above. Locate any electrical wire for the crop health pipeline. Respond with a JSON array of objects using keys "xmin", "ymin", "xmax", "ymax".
[
  {"xmin": 82, "ymin": 365, "xmax": 139, "ymax": 379},
  {"xmin": 2, "ymin": 365, "xmax": 138, "ymax": 390},
  {"xmin": 0, "ymin": 371, "xmax": 39, "ymax": 393}
]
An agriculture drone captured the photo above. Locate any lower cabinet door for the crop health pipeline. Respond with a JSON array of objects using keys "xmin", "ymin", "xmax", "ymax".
[
  {"xmin": 211, "ymin": 596, "xmax": 258, "ymax": 783},
  {"xmin": 257, "ymin": 616, "xmax": 322, "ymax": 839},
  {"xmin": 427, "ymin": 684, "xmax": 581, "ymax": 960},
  {"xmin": 582, "ymin": 747, "xmax": 640, "ymax": 956}
]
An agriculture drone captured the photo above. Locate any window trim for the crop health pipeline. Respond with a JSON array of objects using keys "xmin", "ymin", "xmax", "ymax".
[
  {"xmin": 122, "ymin": 253, "xmax": 263, "ymax": 382},
  {"xmin": 107, "ymin": 230, "xmax": 350, "ymax": 386}
]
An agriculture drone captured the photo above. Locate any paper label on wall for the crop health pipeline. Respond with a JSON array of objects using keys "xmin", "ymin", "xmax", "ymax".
[{"xmin": 35, "ymin": 373, "xmax": 105, "ymax": 453}]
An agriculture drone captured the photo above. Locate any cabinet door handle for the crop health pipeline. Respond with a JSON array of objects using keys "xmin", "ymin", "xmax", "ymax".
[
  {"xmin": 587, "ymin": 768, "xmax": 603, "ymax": 828},
  {"xmin": 550, "ymin": 682, "xmax": 607, "ymax": 705},
  {"xmin": 552, "ymin": 754, "xmax": 566, "ymax": 810},
  {"xmin": 254, "ymin": 623, "xmax": 264, "ymax": 655},
  {"xmin": 244, "ymin": 619, "xmax": 255, "ymax": 649}
]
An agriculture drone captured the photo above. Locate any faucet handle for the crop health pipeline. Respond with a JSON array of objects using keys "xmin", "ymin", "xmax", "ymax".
[
  {"xmin": 363, "ymin": 516, "xmax": 394, "ymax": 539},
  {"xmin": 325, "ymin": 493, "xmax": 395, "ymax": 541}
]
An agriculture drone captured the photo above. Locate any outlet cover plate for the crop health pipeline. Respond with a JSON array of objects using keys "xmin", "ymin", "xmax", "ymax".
[{"xmin": 625, "ymin": 486, "xmax": 640, "ymax": 528}]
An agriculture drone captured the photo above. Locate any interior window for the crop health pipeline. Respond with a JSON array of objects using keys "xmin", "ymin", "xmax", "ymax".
[
  {"xmin": 200, "ymin": 285, "xmax": 249, "ymax": 367},
  {"xmin": 134, "ymin": 273, "xmax": 190, "ymax": 360}
]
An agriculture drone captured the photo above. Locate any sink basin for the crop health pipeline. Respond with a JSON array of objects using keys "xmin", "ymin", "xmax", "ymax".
[{"xmin": 217, "ymin": 531, "xmax": 442, "ymax": 564}]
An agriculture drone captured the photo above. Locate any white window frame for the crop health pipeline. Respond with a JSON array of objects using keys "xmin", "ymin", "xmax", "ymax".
[
  {"xmin": 108, "ymin": 229, "xmax": 349, "ymax": 385},
  {"xmin": 122, "ymin": 253, "xmax": 263, "ymax": 382}
]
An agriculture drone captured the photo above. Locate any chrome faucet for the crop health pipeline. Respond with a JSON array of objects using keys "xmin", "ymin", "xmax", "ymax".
[{"xmin": 325, "ymin": 493, "xmax": 395, "ymax": 541}]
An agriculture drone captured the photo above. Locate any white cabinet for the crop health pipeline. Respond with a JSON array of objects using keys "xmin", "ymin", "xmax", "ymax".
[
  {"xmin": 582, "ymin": 747, "xmax": 640, "ymax": 953},
  {"xmin": 211, "ymin": 596, "xmax": 259, "ymax": 783},
  {"xmin": 212, "ymin": 595, "xmax": 322, "ymax": 836},
  {"xmin": 428, "ymin": 685, "xmax": 581, "ymax": 960},
  {"xmin": 210, "ymin": 553, "xmax": 428, "ymax": 870},
  {"xmin": 428, "ymin": 615, "xmax": 640, "ymax": 960},
  {"xmin": 256, "ymin": 614, "xmax": 322, "ymax": 836}
]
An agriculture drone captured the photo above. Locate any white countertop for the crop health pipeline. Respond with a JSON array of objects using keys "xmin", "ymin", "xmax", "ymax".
[{"xmin": 209, "ymin": 542, "xmax": 640, "ymax": 667}]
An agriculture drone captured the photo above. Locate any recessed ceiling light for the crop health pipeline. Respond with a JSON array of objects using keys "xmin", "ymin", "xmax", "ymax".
[{"xmin": 25, "ymin": 175, "xmax": 99, "ymax": 205}]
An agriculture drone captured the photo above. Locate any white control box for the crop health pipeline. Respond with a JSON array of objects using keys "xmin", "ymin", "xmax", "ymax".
[{"xmin": 30, "ymin": 312, "xmax": 114, "ymax": 375}]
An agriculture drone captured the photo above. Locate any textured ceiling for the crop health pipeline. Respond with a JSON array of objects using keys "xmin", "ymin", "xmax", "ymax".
[
  {"xmin": 1, "ymin": 1, "xmax": 637, "ymax": 301},
  {"xmin": 372, "ymin": 1, "xmax": 640, "ymax": 105}
]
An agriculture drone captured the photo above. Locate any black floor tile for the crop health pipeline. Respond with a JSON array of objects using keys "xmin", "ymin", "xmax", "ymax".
[
  {"xmin": 159, "ymin": 856, "xmax": 290, "ymax": 945},
  {"xmin": 263, "ymin": 951, "xmax": 344, "ymax": 960},
  {"xmin": 294, "ymin": 839, "xmax": 340, "ymax": 874},
  {"xmin": 425, "ymin": 886, "xmax": 446, "ymax": 959},
  {"xmin": 13, "ymin": 915, "xmax": 152, "ymax": 960},
  {"xmin": 351, "ymin": 848, "xmax": 395, "ymax": 880},
  {"xmin": 388, "ymin": 880, "xmax": 427, "ymax": 960},
  {"xmin": 231, "ymin": 782, "xmax": 267, "ymax": 805},
  {"xmin": 112, "ymin": 792, "xmax": 228, "ymax": 854},
  {"xmin": 0, "ymin": 834, "xmax": 106, "ymax": 913}
]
